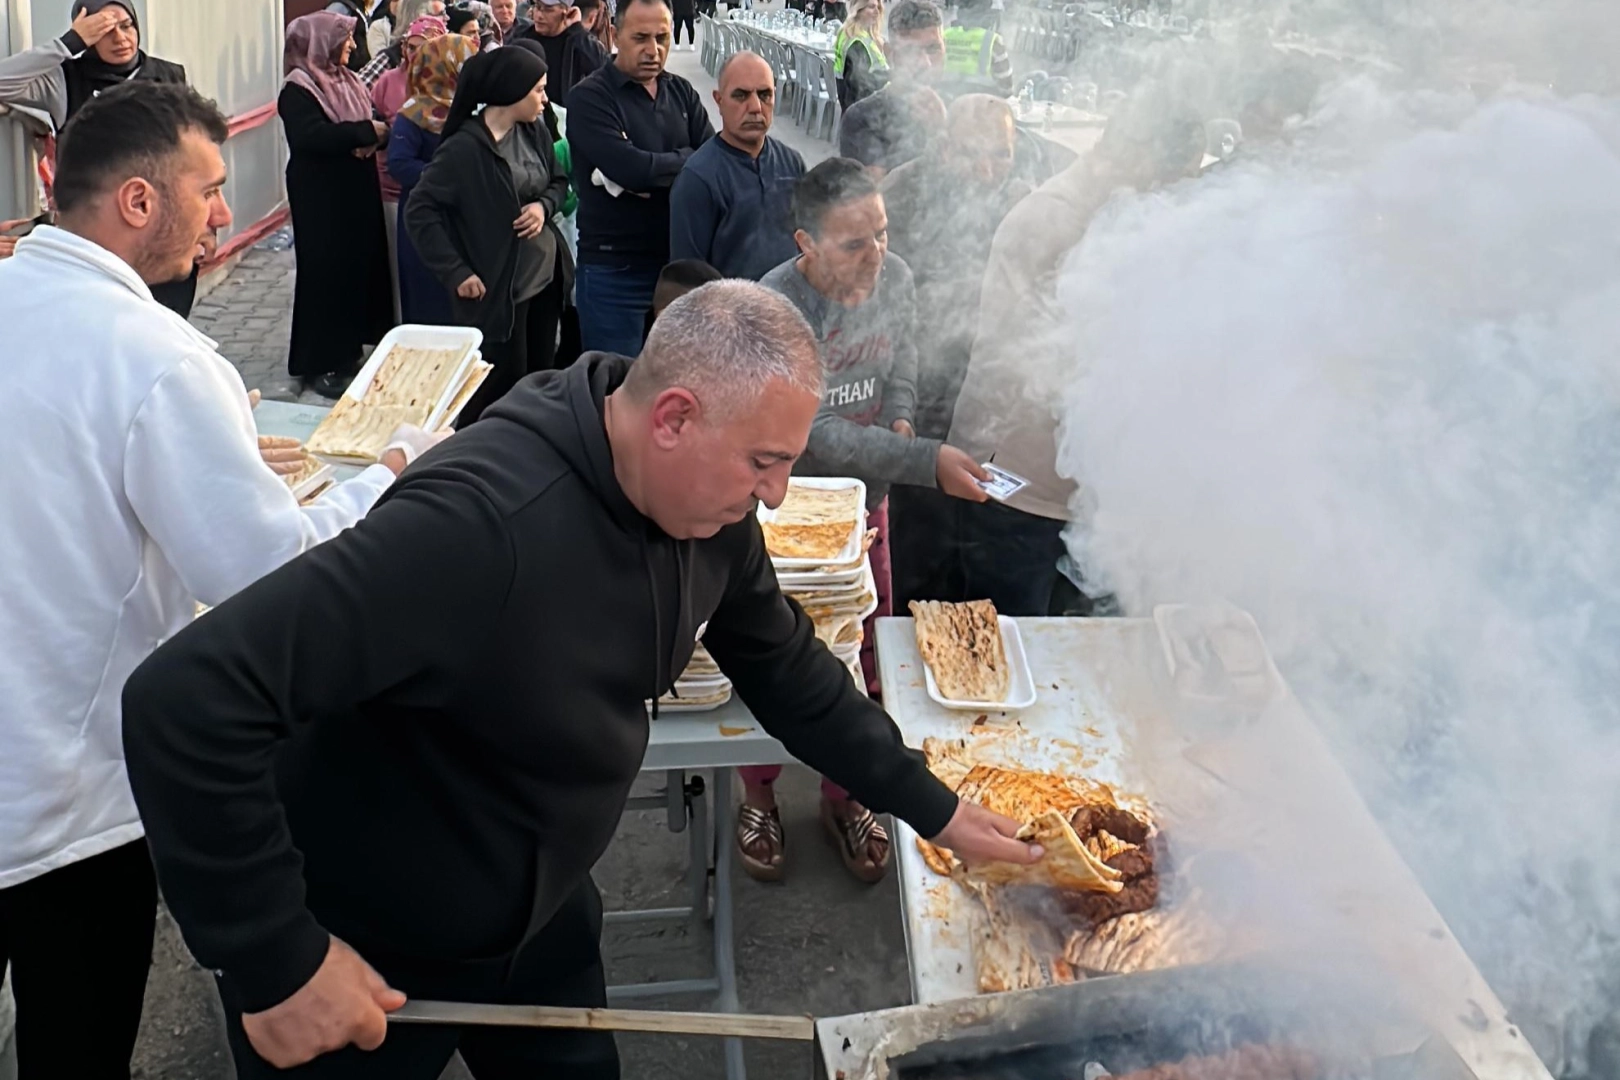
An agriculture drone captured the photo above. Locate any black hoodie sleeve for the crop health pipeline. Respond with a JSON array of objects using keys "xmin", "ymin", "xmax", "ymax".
[
  {"xmin": 121, "ymin": 480, "xmax": 516, "ymax": 1014},
  {"xmin": 701, "ymin": 527, "xmax": 959, "ymax": 838}
]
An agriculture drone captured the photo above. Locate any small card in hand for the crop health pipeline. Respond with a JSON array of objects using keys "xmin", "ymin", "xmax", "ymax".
[{"xmin": 977, "ymin": 463, "xmax": 1029, "ymax": 501}]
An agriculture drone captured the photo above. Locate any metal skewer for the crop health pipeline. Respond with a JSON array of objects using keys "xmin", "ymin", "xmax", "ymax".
[{"xmin": 388, "ymin": 1001, "xmax": 816, "ymax": 1042}]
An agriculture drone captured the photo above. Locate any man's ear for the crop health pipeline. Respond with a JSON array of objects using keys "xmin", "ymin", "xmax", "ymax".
[
  {"xmin": 648, "ymin": 387, "xmax": 701, "ymax": 450},
  {"xmin": 114, "ymin": 176, "xmax": 159, "ymax": 231},
  {"xmin": 793, "ymin": 227, "xmax": 814, "ymax": 257}
]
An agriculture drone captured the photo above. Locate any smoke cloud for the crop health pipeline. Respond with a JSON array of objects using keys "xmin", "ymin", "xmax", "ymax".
[{"xmin": 1049, "ymin": 68, "xmax": 1620, "ymax": 1075}]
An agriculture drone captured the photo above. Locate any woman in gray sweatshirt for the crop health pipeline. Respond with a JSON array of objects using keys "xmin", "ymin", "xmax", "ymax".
[{"xmin": 751, "ymin": 158, "xmax": 988, "ymax": 887}]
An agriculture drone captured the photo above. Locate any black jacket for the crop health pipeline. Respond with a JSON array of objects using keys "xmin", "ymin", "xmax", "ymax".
[
  {"xmin": 122, "ymin": 355, "xmax": 959, "ymax": 1014},
  {"xmin": 404, "ymin": 116, "xmax": 572, "ymax": 343},
  {"xmin": 567, "ymin": 63, "xmax": 714, "ymax": 264},
  {"xmin": 512, "ymin": 22, "xmax": 607, "ymax": 109}
]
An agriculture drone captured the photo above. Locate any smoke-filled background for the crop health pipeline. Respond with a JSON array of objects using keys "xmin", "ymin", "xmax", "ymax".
[{"xmin": 1041, "ymin": 2, "xmax": 1620, "ymax": 1073}]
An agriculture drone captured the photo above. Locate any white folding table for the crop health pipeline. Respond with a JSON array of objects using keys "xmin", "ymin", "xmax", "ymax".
[{"xmin": 874, "ymin": 616, "xmax": 1554, "ymax": 1080}]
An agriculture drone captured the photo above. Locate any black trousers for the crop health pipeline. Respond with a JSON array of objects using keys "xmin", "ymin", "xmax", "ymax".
[
  {"xmin": 149, "ymin": 264, "xmax": 200, "ymax": 320},
  {"xmin": 673, "ymin": 9, "xmax": 696, "ymax": 42},
  {"xmin": 891, "ymin": 490, "xmax": 1111, "ymax": 617},
  {"xmin": 0, "ymin": 839, "xmax": 158, "ymax": 1079},
  {"xmin": 459, "ymin": 271, "xmax": 567, "ymax": 427},
  {"xmin": 223, "ymin": 882, "xmax": 618, "ymax": 1080}
]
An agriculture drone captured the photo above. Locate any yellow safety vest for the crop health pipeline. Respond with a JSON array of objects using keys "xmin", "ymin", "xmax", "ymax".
[
  {"xmin": 943, "ymin": 24, "xmax": 996, "ymax": 77},
  {"xmin": 835, "ymin": 27, "xmax": 887, "ymax": 77}
]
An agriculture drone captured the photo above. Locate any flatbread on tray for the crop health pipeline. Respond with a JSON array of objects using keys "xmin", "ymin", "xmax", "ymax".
[
  {"xmin": 910, "ymin": 599, "xmax": 1011, "ymax": 702},
  {"xmin": 761, "ymin": 485, "xmax": 861, "ymax": 561},
  {"xmin": 306, "ymin": 400, "xmax": 426, "ymax": 461},
  {"xmin": 305, "ymin": 343, "xmax": 472, "ymax": 461}
]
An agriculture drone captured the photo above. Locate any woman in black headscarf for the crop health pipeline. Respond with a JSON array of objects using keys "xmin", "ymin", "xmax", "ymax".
[
  {"xmin": 405, "ymin": 46, "xmax": 571, "ymax": 424},
  {"xmin": 0, "ymin": 0, "xmax": 201, "ymax": 315}
]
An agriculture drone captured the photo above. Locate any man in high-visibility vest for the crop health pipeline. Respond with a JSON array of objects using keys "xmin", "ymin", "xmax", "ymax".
[{"xmin": 940, "ymin": 0, "xmax": 1012, "ymax": 96}]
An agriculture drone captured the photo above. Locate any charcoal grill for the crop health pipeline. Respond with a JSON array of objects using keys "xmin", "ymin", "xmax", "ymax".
[{"xmin": 814, "ymin": 964, "xmax": 1481, "ymax": 1080}]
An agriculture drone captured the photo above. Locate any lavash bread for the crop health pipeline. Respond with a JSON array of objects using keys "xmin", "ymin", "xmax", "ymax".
[
  {"xmin": 909, "ymin": 599, "xmax": 1011, "ymax": 703},
  {"xmin": 760, "ymin": 485, "xmax": 862, "ymax": 560},
  {"xmin": 306, "ymin": 400, "xmax": 426, "ymax": 461},
  {"xmin": 305, "ymin": 344, "xmax": 472, "ymax": 460},
  {"xmin": 364, "ymin": 346, "xmax": 468, "ymax": 409}
]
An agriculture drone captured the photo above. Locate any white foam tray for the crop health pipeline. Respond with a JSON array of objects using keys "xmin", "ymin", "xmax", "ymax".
[
  {"xmin": 342, "ymin": 324, "xmax": 484, "ymax": 430},
  {"xmin": 758, "ymin": 477, "xmax": 868, "ymax": 569},
  {"xmin": 921, "ymin": 616, "xmax": 1038, "ymax": 712}
]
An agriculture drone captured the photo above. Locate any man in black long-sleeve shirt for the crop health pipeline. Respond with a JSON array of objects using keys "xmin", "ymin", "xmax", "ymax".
[
  {"xmin": 566, "ymin": 0, "xmax": 713, "ymax": 357},
  {"xmin": 121, "ymin": 282, "xmax": 1036, "ymax": 1078}
]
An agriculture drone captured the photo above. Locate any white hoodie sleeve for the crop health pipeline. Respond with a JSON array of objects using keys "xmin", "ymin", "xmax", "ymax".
[{"xmin": 123, "ymin": 349, "xmax": 396, "ymax": 608}]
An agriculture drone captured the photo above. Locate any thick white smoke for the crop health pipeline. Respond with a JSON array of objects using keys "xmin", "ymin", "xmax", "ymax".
[{"xmin": 1051, "ymin": 83, "xmax": 1620, "ymax": 1073}]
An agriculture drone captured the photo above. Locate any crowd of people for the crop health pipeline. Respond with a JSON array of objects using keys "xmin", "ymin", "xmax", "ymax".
[{"xmin": 0, "ymin": 0, "xmax": 1254, "ymax": 1074}]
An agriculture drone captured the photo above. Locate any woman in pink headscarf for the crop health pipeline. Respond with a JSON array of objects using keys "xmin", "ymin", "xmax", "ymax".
[
  {"xmin": 370, "ymin": 13, "xmax": 445, "ymax": 318},
  {"xmin": 279, "ymin": 10, "xmax": 396, "ymax": 398}
]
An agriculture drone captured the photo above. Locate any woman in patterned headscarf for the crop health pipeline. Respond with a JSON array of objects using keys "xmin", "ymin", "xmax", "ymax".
[
  {"xmin": 388, "ymin": 32, "xmax": 479, "ymax": 324},
  {"xmin": 280, "ymin": 10, "xmax": 395, "ymax": 397},
  {"xmin": 371, "ymin": 14, "xmax": 445, "ymax": 319}
]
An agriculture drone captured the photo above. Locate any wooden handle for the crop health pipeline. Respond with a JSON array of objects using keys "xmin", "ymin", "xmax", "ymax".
[{"xmin": 388, "ymin": 1000, "xmax": 816, "ymax": 1042}]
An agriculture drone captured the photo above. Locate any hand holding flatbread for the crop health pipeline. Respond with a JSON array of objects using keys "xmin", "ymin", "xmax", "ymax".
[{"xmin": 929, "ymin": 800, "xmax": 1044, "ymax": 869}]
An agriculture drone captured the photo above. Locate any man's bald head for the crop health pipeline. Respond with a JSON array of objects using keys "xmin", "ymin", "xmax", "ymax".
[
  {"xmin": 626, "ymin": 281, "xmax": 822, "ymax": 421},
  {"xmin": 714, "ymin": 51, "xmax": 777, "ymax": 152},
  {"xmin": 942, "ymin": 93, "xmax": 1016, "ymax": 187},
  {"xmin": 718, "ymin": 49, "xmax": 771, "ymax": 89}
]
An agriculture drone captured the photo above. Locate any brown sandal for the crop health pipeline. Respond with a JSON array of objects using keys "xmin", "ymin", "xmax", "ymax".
[
  {"xmin": 737, "ymin": 804, "xmax": 785, "ymax": 882},
  {"xmin": 820, "ymin": 799, "xmax": 891, "ymax": 884}
]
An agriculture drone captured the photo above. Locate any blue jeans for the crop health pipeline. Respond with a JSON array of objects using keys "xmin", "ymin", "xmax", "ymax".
[{"xmin": 574, "ymin": 261, "xmax": 661, "ymax": 358}]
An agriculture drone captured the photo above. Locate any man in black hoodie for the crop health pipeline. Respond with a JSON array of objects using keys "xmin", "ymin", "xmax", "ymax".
[{"xmin": 122, "ymin": 281, "xmax": 1038, "ymax": 1078}]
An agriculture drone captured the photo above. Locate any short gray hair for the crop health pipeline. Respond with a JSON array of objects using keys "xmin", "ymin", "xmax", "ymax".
[
  {"xmin": 627, "ymin": 281, "xmax": 823, "ymax": 420},
  {"xmin": 887, "ymin": 0, "xmax": 942, "ymax": 35}
]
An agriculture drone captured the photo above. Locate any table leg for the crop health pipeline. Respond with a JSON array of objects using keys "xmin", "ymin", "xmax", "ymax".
[
  {"xmin": 689, "ymin": 772, "xmax": 711, "ymax": 930},
  {"xmin": 712, "ymin": 768, "xmax": 747, "ymax": 1080}
]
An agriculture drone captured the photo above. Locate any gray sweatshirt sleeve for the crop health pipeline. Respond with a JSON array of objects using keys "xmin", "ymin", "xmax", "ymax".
[
  {"xmin": 807, "ymin": 413, "xmax": 941, "ymax": 490},
  {"xmin": 879, "ymin": 270, "xmax": 920, "ymax": 427},
  {"xmin": 0, "ymin": 37, "xmax": 73, "ymax": 130}
]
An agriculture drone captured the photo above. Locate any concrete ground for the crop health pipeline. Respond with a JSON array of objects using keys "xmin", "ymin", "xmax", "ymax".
[{"xmin": 121, "ymin": 33, "xmax": 895, "ymax": 1080}]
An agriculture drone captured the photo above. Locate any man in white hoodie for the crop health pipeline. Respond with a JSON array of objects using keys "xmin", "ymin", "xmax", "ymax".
[{"xmin": 0, "ymin": 82, "xmax": 421, "ymax": 1078}]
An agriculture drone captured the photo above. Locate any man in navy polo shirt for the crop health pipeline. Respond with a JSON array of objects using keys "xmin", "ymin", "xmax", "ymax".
[{"xmin": 669, "ymin": 51, "xmax": 806, "ymax": 281}]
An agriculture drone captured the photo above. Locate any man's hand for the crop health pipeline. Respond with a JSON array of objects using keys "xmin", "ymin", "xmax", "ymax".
[
  {"xmin": 456, "ymin": 274, "xmax": 486, "ymax": 300},
  {"xmin": 891, "ymin": 418, "xmax": 916, "ymax": 439},
  {"xmin": 241, "ymin": 936, "xmax": 406, "ymax": 1069},
  {"xmin": 936, "ymin": 445, "xmax": 991, "ymax": 502},
  {"xmin": 257, "ymin": 435, "xmax": 307, "ymax": 477},
  {"xmin": 0, "ymin": 218, "xmax": 33, "ymax": 259},
  {"xmin": 71, "ymin": 6, "xmax": 123, "ymax": 47},
  {"xmin": 379, "ymin": 423, "xmax": 453, "ymax": 475},
  {"xmin": 513, "ymin": 202, "xmax": 547, "ymax": 239},
  {"xmin": 930, "ymin": 801, "xmax": 1043, "ymax": 868}
]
